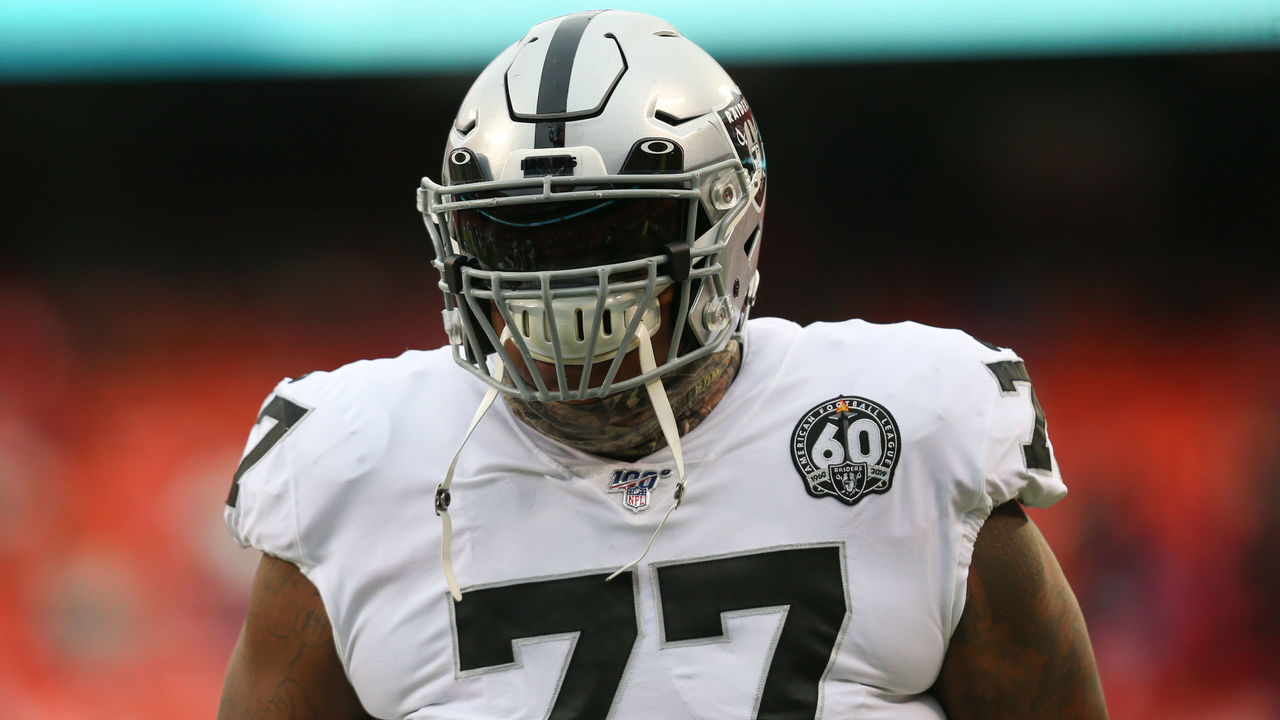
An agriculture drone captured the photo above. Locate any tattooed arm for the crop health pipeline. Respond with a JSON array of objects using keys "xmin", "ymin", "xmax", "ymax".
[
  {"xmin": 932, "ymin": 501, "xmax": 1108, "ymax": 719},
  {"xmin": 219, "ymin": 554, "xmax": 375, "ymax": 720}
]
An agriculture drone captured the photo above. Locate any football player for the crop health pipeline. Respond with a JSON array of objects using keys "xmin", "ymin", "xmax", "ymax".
[{"xmin": 219, "ymin": 10, "xmax": 1107, "ymax": 719}]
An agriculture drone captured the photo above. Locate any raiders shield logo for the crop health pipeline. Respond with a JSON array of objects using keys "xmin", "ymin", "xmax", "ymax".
[{"xmin": 791, "ymin": 396, "xmax": 901, "ymax": 505}]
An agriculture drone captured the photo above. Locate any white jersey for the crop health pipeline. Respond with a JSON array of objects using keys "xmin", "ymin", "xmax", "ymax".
[{"xmin": 226, "ymin": 317, "xmax": 1066, "ymax": 720}]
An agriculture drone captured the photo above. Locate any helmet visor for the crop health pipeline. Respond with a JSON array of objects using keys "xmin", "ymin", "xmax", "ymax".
[{"xmin": 451, "ymin": 196, "xmax": 687, "ymax": 273}]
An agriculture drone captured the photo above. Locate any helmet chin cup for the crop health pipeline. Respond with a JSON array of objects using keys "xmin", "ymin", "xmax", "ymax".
[{"xmin": 506, "ymin": 290, "xmax": 662, "ymax": 364}]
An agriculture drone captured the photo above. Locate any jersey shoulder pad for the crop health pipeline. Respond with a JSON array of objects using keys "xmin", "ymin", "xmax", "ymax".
[
  {"xmin": 879, "ymin": 322, "xmax": 1068, "ymax": 510},
  {"xmin": 223, "ymin": 358, "xmax": 394, "ymax": 565},
  {"xmin": 791, "ymin": 318, "xmax": 999, "ymax": 371},
  {"xmin": 799, "ymin": 320, "xmax": 1067, "ymax": 511}
]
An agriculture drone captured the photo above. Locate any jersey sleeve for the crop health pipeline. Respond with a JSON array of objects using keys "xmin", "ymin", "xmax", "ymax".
[
  {"xmin": 224, "ymin": 363, "xmax": 395, "ymax": 567},
  {"xmin": 223, "ymin": 379, "xmax": 313, "ymax": 564},
  {"xmin": 978, "ymin": 346, "xmax": 1068, "ymax": 509}
]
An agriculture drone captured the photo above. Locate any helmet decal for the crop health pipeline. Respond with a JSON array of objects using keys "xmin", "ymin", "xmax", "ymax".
[{"xmin": 718, "ymin": 91, "xmax": 767, "ymax": 206}]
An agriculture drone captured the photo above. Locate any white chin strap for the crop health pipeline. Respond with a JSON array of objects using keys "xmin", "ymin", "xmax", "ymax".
[
  {"xmin": 436, "ymin": 329, "xmax": 508, "ymax": 603},
  {"xmin": 605, "ymin": 323, "xmax": 686, "ymax": 581},
  {"xmin": 437, "ymin": 323, "xmax": 687, "ymax": 602}
]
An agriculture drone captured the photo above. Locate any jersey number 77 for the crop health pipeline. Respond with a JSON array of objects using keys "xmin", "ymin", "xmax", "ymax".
[{"xmin": 452, "ymin": 544, "xmax": 849, "ymax": 719}]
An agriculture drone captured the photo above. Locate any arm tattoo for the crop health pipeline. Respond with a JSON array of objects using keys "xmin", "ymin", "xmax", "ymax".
[
  {"xmin": 221, "ymin": 555, "xmax": 372, "ymax": 720},
  {"xmin": 262, "ymin": 564, "xmax": 338, "ymax": 719},
  {"xmin": 257, "ymin": 564, "xmax": 332, "ymax": 649}
]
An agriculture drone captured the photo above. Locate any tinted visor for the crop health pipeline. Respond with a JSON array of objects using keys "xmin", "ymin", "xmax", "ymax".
[{"xmin": 452, "ymin": 196, "xmax": 687, "ymax": 272}]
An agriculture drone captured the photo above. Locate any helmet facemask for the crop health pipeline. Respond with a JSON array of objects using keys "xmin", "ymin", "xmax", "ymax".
[{"xmin": 420, "ymin": 157, "xmax": 753, "ymax": 402}]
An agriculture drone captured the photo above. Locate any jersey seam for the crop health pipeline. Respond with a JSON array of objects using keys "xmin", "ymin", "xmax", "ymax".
[
  {"xmin": 948, "ymin": 504, "xmax": 992, "ymax": 640},
  {"xmin": 283, "ymin": 397, "xmax": 310, "ymax": 567}
]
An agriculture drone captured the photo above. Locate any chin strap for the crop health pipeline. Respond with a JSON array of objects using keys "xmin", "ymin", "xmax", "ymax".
[
  {"xmin": 436, "ymin": 329, "xmax": 508, "ymax": 603},
  {"xmin": 606, "ymin": 323, "xmax": 687, "ymax": 582}
]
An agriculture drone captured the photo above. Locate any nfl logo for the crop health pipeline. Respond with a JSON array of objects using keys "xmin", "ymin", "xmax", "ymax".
[
  {"xmin": 606, "ymin": 467, "xmax": 670, "ymax": 513},
  {"xmin": 624, "ymin": 487, "xmax": 649, "ymax": 511}
]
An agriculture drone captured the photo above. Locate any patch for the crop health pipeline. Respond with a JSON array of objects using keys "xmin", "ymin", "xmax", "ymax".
[
  {"xmin": 606, "ymin": 468, "xmax": 672, "ymax": 513},
  {"xmin": 716, "ymin": 90, "xmax": 766, "ymax": 205},
  {"xmin": 790, "ymin": 396, "xmax": 901, "ymax": 506}
]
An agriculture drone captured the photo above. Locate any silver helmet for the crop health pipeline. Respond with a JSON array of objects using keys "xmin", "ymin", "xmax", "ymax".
[{"xmin": 418, "ymin": 10, "xmax": 766, "ymax": 402}]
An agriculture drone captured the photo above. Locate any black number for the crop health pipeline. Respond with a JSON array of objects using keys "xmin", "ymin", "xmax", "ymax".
[
  {"xmin": 655, "ymin": 546, "xmax": 848, "ymax": 719},
  {"xmin": 452, "ymin": 572, "xmax": 639, "ymax": 720},
  {"xmin": 227, "ymin": 394, "xmax": 311, "ymax": 507},
  {"xmin": 451, "ymin": 546, "xmax": 848, "ymax": 719},
  {"xmin": 985, "ymin": 360, "xmax": 1052, "ymax": 472}
]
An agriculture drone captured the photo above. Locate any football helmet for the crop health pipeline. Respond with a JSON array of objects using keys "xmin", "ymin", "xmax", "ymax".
[{"xmin": 419, "ymin": 10, "xmax": 766, "ymax": 402}]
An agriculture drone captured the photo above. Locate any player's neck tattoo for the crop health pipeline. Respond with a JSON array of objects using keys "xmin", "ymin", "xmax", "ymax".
[{"xmin": 505, "ymin": 340, "xmax": 742, "ymax": 462}]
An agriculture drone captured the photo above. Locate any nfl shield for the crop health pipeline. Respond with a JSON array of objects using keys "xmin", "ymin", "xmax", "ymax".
[{"xmin": 624, "ymin": 487, "xmax": 649, "ymax": 511}]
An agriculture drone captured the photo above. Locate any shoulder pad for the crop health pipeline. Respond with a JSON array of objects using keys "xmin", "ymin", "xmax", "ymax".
[{"xmin": 224, "ymin": 364, "xmax": 391, "ymax": 564}]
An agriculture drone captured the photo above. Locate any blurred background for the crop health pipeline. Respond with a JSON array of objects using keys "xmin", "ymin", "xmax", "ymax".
[{"xmin": 1, "ymin": 1, "xmax": 1278, "ymax": 717}]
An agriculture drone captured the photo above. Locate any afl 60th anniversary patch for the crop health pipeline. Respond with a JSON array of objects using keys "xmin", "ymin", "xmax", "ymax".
[{"xmin": 791, "ymin": 396, "xmax": 901, "ymax": 505}]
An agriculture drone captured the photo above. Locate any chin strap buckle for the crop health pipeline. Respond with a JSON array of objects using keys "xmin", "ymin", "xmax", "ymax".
[{"xmin": 443, "ymin": 253, "xmax": 476, "ymax": 294}]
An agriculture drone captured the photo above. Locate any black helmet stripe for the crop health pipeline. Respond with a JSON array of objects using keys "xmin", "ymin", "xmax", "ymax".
[{"xmin": 534, "ymin": 10, "xmax": 603, "ymax": 148}]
